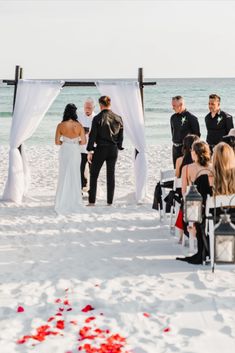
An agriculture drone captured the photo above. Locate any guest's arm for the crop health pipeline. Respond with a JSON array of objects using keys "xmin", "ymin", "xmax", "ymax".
[
  {"xmin": 175, "ymin": 157, "xmax": 183, "ymax": 178},
  {"xmin": 181, "ymin": 164, "xmax": 189, "ymax": 195},
  {"xmin": 55, "ymin": 124, "xmax": 62, "ymax": 145}
]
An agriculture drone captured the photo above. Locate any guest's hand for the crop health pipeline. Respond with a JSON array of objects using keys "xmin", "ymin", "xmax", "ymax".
[
  {"xmin": 87, "ymin": 152, "xmax": 93, "ymax": 164},
  {"xmin": 187, "ymin": 223, "xmax": 196, "ymax": 237}
]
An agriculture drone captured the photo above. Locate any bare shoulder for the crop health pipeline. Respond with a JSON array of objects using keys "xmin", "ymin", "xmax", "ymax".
[{"xmin": 56, "ymin": 122, "xmax": 63, "ymax": 130}]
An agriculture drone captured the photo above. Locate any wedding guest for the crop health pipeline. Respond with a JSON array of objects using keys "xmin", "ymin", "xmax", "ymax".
[
  {"xmin": 86, "ymin": 96, "xmax": 123, "ymax": 206},
  {"xmin": 177, "ymin": 141, "xmax": 235, "ymax": 265},
  {"xmin": 174, "ymin": 134, "xmax": 200, "ymax": 244},
  {"xmin": 78, "ymin": 98, "xmax": 95, "ymax": 191},
  {"xmin": 205, "ymin": 94, "xmax": 234, "ymax": 152},
  {"xmin": 213, "ymin": 142, "xmax": 235, "ymax": 196},
  {"xmin": 175, "ymin": 134, "xmax": 200, "ymax": 178},
  {"xmin": 171, "ymin": 96, "xmax": 200, "ymax": 168},
  {"xmin": 177, "ymin": 140, "xmax": 212, "ymax": 264}
]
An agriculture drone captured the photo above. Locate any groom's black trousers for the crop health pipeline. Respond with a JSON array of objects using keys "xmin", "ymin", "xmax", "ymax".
[{"xmin": 89, "ymin": 145, "xmax": 118, "ymax": 204}]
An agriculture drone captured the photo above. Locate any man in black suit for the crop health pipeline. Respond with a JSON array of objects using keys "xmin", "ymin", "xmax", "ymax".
[{"xmin": 170, "ymin": 96, "xmax": 200, "ymax": 167}]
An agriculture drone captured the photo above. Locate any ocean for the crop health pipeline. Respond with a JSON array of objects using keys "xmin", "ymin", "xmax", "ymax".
[{"xmin": 1, "ymin": 78, "xmax": 235, "ymax": 146}]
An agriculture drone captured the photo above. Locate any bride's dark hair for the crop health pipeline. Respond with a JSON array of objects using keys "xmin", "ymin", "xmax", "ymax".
[{"xmin": 62, "ymin": 103, "xmax": 78, "ymax": 121}]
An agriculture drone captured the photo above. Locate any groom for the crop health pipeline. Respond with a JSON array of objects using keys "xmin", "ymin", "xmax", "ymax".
[{"xmin": 86, "ymin": 96, "xmax": 123, "ymax": 206}]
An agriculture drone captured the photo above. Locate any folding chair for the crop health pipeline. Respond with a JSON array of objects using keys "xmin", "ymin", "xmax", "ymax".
[
  {"xmin": 205, "ymin": 194, "xmax": 235, "ymax": 270},
  {"xmin": 159, "ymin": 169, "xmax": 175, "ymax": 221}
]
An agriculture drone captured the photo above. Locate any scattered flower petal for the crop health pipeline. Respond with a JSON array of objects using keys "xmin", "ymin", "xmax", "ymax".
[
  {"xmin": 56, "ymin": 320, "xmax": 65, "ymax": 330},
  {"xmin": 163, "ymin": 327, "xmax": 171, "ymax": 332},
  {"xmin": 81, "ymin": 305, "xmax": 94, "ymax": 313},
  {"xmin": 17, "ymin": 306, "xmax": 24, "ymax": 313},
  {"xmin": 47, "ymin": 316, "xmax": 55, "ymax": 322},
  {"xmin": 85, "ymin": 316, "xmax": 96, "ymax": 323},
  {"xmin": 143, "ymin": 312, "xmax": 150, "ymax": 318}
]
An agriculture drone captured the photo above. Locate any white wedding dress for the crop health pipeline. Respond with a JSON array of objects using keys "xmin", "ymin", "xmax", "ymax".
[{"xmin": 55, "ymin": 136, "xmax": 83, "ymax": 214}]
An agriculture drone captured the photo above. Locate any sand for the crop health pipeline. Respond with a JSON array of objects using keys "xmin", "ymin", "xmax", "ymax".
[{"xmin": 0, "ymin": 144, "xmax": 235, "ymax": 353}]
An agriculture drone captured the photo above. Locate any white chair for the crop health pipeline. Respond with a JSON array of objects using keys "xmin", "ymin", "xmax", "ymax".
[
  {"xmin": 205, "ymin": 194, "xmax": 235, "ymax": 271},
  {"xmin": 159, "ymin": 169, "xmax": 175, "ymax": 221}
]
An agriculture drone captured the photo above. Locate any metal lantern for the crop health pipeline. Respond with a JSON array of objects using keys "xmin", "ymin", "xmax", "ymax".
[
  {"xmin": 184, "ymin": 184, "xmax": 203, "ymax": 223},
  {"xmin": 214, "ymin": 213, "xmax": 235, "ymax": 264}
]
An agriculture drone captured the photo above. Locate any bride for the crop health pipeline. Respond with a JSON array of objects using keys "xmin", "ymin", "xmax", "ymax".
[{"xmin": 55, "ymin": 103, "xmax": 86, "ymax": 214}]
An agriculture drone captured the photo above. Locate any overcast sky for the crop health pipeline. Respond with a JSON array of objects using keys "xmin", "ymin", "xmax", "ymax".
[{"xmin": 1, "ymin": 0, "xmax": 235, "ymax": 79}]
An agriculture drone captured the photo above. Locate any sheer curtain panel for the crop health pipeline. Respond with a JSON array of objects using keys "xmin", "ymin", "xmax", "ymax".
[
  {"xmin": 2, "ymin": 79, "xmax": 64, "ymax": 203},
  {"xmin": 96, "ymin": 81, "xmax": 147, "ymax": 203}
]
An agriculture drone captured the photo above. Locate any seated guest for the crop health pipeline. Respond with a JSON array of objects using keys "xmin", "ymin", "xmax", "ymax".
[
  {"xmin": 177, "ymin": 141, "xmax": 212, "ymax": 264},
  {"xmin": 181, "ymin": 140, "xmax": 212, "ymax": 195},
  {"xmin": 175, "ymin": 134, "xmax": 200, "ymax": 178},
  {"xmin": 213, "ymin": 142, "xmax": 235, "ymax": 195},
  {"xmin": 177, "ymin": 141, "xmax": 235, "ymax": 264},
  {"xmin": 175, "ymin": 134, "xmax": 200, "ymax": 243}
]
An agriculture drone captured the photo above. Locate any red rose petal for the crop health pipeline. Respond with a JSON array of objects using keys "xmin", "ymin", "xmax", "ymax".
[
  {"xmin": 163, "ymin": 327, "xmax": 171, "ymax": 332},
  {"xmin": 81, "ymin": 305, "xmax": 94, "ymax": 313},
  {"xmin": 17, "ymin": 306, "xmax": 24, "ymax": 313},
  {"xmin": 85, "ymin": 316, "xmax": 96, "ymax": 323},
  {"xmin": 55, "ymin": 298, "xmax": 61, "ymax": 303},
  {"xmin": 56, "ymin": 320, "xmax": 65, "ymax": 330},
  {"xmin": 143, "ymin": 312, "xmax": 150, "ymax": 318},
  {"xmin": 67, "ymin": 308, "xmax": 72, "ymax": 311},
  {"xmin": 64, "ymin": 299, "xmax": 70, "ymax": 305},
  {"xmin": 47, "ymin": 316, "xmax": 55, "ymax": 322}
]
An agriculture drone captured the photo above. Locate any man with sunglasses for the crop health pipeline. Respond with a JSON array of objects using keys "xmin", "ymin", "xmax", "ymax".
[{"xmin": 171, "ymin": 96, "xmax": 200, "ymax": 167}]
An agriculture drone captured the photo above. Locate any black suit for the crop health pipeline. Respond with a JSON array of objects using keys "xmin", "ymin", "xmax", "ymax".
[{"xmin": 87, "ymin": 109, "xmax": 123, "ymax": 204}]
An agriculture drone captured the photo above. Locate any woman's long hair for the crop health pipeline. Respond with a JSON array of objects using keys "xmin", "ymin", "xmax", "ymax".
[
  {"xmin": 179, "ymin": 134, "xmax": 200, "ymax": 175},
  {"xmin": 213, "ymin": 142, "xmax": 235, "ymax": 195},
  {"xmin": 192, "ymin": 141, "xmax": 211, "ymax": 167},
  {"xmin": 62, "ymin": 103, "xmax": 78, "ymax": 121}
]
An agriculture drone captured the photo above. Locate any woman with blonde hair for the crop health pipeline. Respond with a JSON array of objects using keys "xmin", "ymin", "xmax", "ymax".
[
  {"xmin": 177, "ymin": 141, "xmax": 235, "ymax": 264},
  {"xmin": 213, "ymin": 142, "xmax": 235, "ymax": 195}
]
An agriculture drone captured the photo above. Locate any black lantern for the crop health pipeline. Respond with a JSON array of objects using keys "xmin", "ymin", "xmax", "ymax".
[
  {"xmin": 184, "ymin": 184, "xmax": 203, "ymax": 223},
  {"xmin": 214, "ymin": 213, "xmax": 235, "ymax": 264}
]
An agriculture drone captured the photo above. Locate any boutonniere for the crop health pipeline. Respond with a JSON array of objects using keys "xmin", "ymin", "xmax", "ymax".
[
  {"xmin": 181, "ymin": 116, "xmax": 187, "ymax": 126},
  {"xmin": 217, "ymin": 115, "xmax": 223, "ymax": 125}
]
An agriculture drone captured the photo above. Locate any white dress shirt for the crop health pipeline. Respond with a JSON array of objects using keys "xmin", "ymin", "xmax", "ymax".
[{"xmin": 78, "ymin": 111, "xmax": 95, "ymax": 153}]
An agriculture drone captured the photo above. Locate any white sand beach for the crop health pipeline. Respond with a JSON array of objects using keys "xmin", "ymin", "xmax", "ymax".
[{"xmin": 0, "ymin": 145, "xmax": 235, "ymax": 353}]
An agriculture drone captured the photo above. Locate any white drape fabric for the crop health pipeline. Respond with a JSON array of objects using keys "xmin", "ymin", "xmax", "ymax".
[
  {"xmin": 3, "ymin": 79, "xmax": 64, "ymax": 203},
  {"xmin": 96, "ymin": 81, "xmax": 147, "ymax": 203}
]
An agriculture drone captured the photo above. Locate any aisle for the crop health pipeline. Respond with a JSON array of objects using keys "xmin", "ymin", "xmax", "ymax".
[{"xmin": 0, "ymin": 197, "xmax": 235, "ymax": 353}]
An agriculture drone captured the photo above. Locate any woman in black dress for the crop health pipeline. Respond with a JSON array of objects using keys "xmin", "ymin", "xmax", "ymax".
[{"xmin": 177, "ymin": 141, "xmax": 235, "ymax": 264}]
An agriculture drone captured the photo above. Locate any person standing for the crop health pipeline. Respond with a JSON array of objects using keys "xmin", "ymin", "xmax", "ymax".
[
  {"xmin": 170, "ymin": 96, "xmax": 200, "ymax": 167},
  {"xmin": 205, "ymin": 94, "xmax": 234, "ymax": 152},
  {"xmin": 55, "ymin": 103, "xmax": 86, "ymax": 214},
  {"xmin": 86, "ymin": 96, "xmax": 123, "ymax": 206},
  {"xmin": 78, "ymin": 98, "xmax": 95, "ymax": 190}
]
